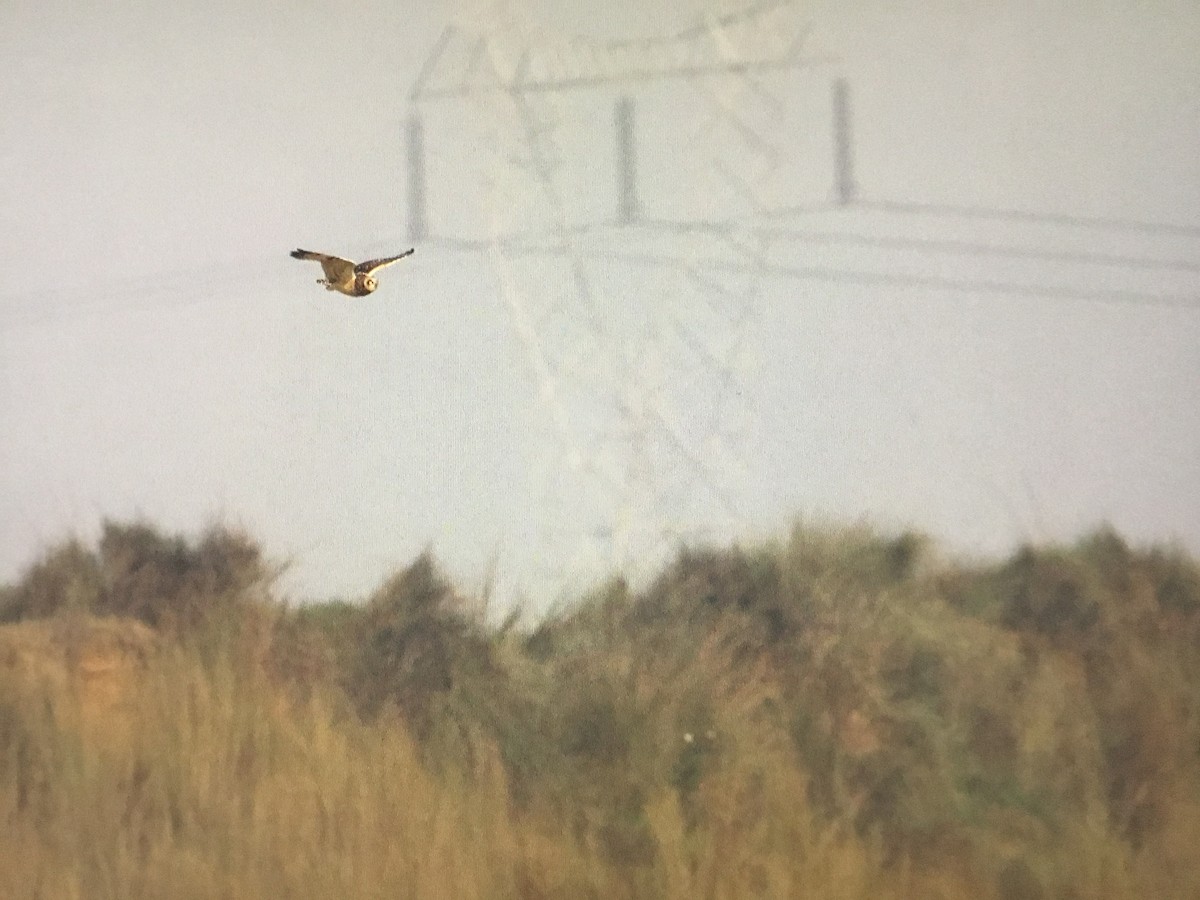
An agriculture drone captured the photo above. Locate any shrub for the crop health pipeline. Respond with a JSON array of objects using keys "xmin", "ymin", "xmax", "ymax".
[
  {"xmin": 96, "ymin": 521, "xmax": 268, "ymax": 633},
  {"xmin": 0, "ymin": 539, "xmax": 102, "ymax": 622},
  {"xmin": 344, "ymin": 553, "xmax": 538, "ymax": 779},
  {"xmin": 0, "ymin": 522, "xmax": 271, "ymax": 650}
]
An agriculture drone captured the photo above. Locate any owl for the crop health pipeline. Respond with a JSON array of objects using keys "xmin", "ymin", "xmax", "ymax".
[{"xmin": 290, "ymin": 248, "xmax": 415, "ymax": 297}]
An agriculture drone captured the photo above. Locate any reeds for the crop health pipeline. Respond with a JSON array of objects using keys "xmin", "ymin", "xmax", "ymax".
[{"xmin": 1, "ymin": 519, "xmax": 1196, "ymax": 898}]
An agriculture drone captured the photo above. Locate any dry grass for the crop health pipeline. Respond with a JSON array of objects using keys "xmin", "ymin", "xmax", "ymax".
[{"xmin": 1, "ymin": 519, "xmax": 1197, "ymax": 898}]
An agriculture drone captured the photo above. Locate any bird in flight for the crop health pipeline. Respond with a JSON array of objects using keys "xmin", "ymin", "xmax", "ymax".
[{"xmin": 290, "ymin": 248, "xmax": 415, "ymax": 297}]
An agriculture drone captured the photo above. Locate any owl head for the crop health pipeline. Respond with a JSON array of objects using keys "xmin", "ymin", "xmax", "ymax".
[{"xmin": 357, "ymin": 274, "xmax": 379, "ymax": 294}]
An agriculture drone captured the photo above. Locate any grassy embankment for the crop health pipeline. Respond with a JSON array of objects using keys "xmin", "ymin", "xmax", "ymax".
[{"xmin": 1, "ymin": 520, "xmax": 1198, "ymax": 898}]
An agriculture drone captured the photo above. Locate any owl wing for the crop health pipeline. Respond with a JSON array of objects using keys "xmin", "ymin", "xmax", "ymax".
[
  {"xmin": 355, "ymin": 248, "xmax": 415, "ymax": 276},
  {"xmin": 290, "ymin": 249, "xmax": 357, "ymax": 289}
]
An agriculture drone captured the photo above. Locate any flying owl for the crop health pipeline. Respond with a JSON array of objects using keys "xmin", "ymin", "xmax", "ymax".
[{"xmin": 290, "ymin": 248, "xmax": 415, "ymax": 296}]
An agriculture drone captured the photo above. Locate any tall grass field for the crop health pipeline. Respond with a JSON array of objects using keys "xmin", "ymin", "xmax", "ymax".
[{"xmin": 2, "ymin": 520, "xmax": 1198, "ymax": 898}]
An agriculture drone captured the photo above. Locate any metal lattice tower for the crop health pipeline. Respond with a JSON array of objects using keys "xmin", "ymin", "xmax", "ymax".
[{"xmin": 408, "ymin": 1, "xmax": 838, "ymax": 596}]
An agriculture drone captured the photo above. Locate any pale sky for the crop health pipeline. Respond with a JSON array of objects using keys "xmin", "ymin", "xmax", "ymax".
[{"xmin": 2, "ymin": 1, "xmax": 1198, "ymax": 608}]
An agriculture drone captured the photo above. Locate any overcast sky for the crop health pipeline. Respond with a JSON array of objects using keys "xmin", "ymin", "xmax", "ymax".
[{"xmin": 2, "ymin": 1, "xmax": 1198, "ymax": 608}]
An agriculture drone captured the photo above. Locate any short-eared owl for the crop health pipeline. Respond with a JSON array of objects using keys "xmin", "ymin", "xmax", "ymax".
[{"xmin": 290, "ymin": 248, "xmax": 415, "ymax": 297}]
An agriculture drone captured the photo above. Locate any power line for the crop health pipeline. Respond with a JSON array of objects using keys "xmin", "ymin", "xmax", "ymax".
[
  {"xmin": 636, "ymin": 216, "xmax": 1200, "ymax": 275},
  {"xmin": 423, "ymin": 211, "xmax": 1200, "ymax": 280},
  {"xmin": 589, "ymin": 247, "xmax": 1200, "ymax": 311},
  {"xmin": 417, "ymin": 231, "xmax": 1199, "ymax": 311},
  {"xmin": 414, "ymin": 54, "xmax": 839, "ymax": 99},
  {"xmin": 850, "ymin": 198, "xmax": 1200, "ymax": 239},
  {"xmin": 0, "ymin": 252, "xmax": 291, "ymax": 333}
]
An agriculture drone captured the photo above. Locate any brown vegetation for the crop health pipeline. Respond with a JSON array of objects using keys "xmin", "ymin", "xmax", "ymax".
[{"xmin": 1, "ymin": 519, "xmax": 1197, "ymax": 898}]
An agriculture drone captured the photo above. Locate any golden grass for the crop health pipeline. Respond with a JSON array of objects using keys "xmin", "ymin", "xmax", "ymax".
[
  {"xmin": 1, "ymin": 520, "xmax": 1197, "ymax": 898},
  {"xmin": 2, "ymin": 631, "xmax": 512, "ymax": 899},
  {"xmin": 0, "ymin": 623, "xmax": 896, "ymax": 900}
]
